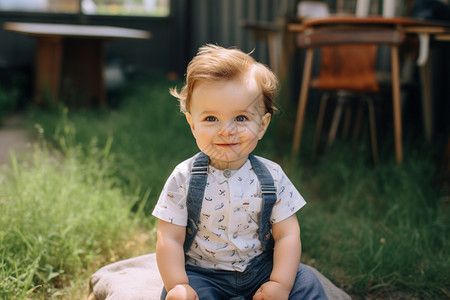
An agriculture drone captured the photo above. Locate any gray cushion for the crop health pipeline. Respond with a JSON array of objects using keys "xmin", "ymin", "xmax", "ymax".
[{"xmin": 89, "ymin": 253, "xmax": 350, "ymax": 300}]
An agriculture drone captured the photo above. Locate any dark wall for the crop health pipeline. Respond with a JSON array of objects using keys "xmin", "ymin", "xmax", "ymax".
[
  {"xmin": 0, "ymin": 0, "xmax": 448, "ymax": 138},
  {"xmin": 0, "ymin": 0, "xmax": 293, "ymax": 85},
  {"xmin": 0, "ymin": 0, "xmax": 189, "ymax": 78},
  {"xmin": 188, "ymin": 0, "xmax": 297, "ymax": 67}
]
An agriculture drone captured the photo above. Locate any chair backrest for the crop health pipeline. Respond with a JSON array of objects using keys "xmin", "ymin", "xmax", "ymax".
[
  {"xmin": 297, "ymin": 22, "xmax": 405, "ymax": 93},
  {"xmin": 312, "ymin": 44, "xmax": 379, "ymax": 92}
]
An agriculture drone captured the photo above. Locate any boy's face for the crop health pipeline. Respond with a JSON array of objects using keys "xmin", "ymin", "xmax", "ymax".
[{"xmin": 186, "ymin": 75, "xmax": 271, "ymax": 170}]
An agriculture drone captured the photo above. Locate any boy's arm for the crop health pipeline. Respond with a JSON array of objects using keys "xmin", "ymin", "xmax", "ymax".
[
  {"xmin": 254, "ymin": 214, "xmax": 301, "ymax": 299},
  {"xmin": 156, "ymin": 219, "xmax": 194, "ymax": 294},
  {"xmin": 271, "ymin": 214, "xmax": 302, "ymax": 289}
]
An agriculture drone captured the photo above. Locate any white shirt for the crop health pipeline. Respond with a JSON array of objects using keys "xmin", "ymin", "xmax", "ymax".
[{"xmin": 152, "ymin": 154, "xmax": 306, "ymax": 272}]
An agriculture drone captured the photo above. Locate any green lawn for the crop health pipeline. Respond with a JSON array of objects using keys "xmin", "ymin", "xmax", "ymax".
[{"xmin": 1, "ymin": 74, "xmax": 448, "ymax": 299}]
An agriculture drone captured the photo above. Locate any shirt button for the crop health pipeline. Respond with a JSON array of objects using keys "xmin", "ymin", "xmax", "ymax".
[
  {"xmin": 223, "ymin": 169, "xmax": 232, "ymax": 178},
  {"xmin": 233, "ymin": 232, "xmax": 238, "ymax": 239}
]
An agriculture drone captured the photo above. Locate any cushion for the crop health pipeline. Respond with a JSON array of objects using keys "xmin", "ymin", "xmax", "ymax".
[{"xmin": 89, "ymin": 253, "xmax": 350, "ymax": 300}]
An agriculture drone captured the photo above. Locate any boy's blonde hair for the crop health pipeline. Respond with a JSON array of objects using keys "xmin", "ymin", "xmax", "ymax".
[{"xmin": 170, "ymin": 44, "xmax": 279, "ymax": 115}]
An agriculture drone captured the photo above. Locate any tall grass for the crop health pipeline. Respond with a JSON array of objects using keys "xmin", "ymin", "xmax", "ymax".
[
  {"xmin": 12, "ymin": 73, "xmax": 450, "ymax": 299},
  {"xmin": 28, "ymin": 75, "xmax": 197, "ymax": 212},
  {"xmin": 0, "ymin": 117, "xmax": 155, "ymax": 299}
]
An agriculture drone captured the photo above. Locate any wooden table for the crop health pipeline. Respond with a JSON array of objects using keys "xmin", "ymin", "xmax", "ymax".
[
  {"xmin": 241, "ymin": 19, "xmax": 298, "ymax": 82},
  {"xmin": 242, "ymin": 20, "xmax": 285, "ymax": 78},
  {"xmin": 287, "ymin": 16, "xmax": 450, "ymax": 163},
  {"xmin": 3, "ymin": 22, "xmax": 151, "ymax": 106}
]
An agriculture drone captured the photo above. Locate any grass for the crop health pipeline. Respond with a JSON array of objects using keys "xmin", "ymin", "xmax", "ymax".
[
  {"xmin": 1, "ymin": 73, "xmax": 448, "ymax": 299},
  {"xmin": 296, "ymin": 148, "xmax": 449, "ymax": 298},
  {"xmin": 0, "ymin": 115, "xmax": 155, "ymax": 299}
]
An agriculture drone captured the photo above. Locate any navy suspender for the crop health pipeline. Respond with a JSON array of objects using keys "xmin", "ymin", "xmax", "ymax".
[
  {"xmin": 183, "ymin": 152, "xmax": 277, "ymax": 253},
  {"xmin": 248, "ymin": 154, "xmax": 277, "ymax": 251},
  {"xmin": 183, "ymin": 152, "xmax": 209, "ymax": 253}
]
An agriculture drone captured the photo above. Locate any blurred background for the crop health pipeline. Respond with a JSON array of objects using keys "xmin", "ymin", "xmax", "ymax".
[
  {"xmin": 0, "ymin": 0, "xmax": 449, "ymax": 139},
  {"xmin": 0, "ymin": 1, "xmax": 449, "ymax": 299}
]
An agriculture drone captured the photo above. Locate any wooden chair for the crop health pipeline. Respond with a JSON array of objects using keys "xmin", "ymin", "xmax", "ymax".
[
  {"xmin": 290, "ymin": 17, "xmax": 406, "ymax": 163},
  {"xmin": 311, "ymin": 44, "xmax": 381, "ymax": 163}
]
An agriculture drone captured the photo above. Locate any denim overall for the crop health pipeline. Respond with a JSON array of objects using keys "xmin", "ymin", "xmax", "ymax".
[{"xmin": 161, "ymin": 152, "xmax": 328, "ymax": 300}]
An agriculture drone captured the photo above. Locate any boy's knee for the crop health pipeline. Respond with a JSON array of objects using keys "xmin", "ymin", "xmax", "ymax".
[
  {"xmin": 291, "ymin": 264, "xmax": 328, "ymax": 299},
  {"xmin": 298, "ymin": 264, "xmax": 320, "ymax": 283}
]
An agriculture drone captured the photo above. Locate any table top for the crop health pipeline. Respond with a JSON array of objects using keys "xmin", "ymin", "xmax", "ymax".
[
  {"xmin": 288, "ymin": 16, "xmax": 450, "ymax": 33},
  {"xmin": 3, "ymin": 22, "xmax": 151, "ymax": 40},
  {"xmin": 435, "ymin": 34, "xmax": 450, "ymax": 41}
]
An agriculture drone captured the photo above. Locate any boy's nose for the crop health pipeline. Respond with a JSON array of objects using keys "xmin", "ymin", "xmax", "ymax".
[{"xmin": 218, "ymin": 122, "xmax": 237, "ymax": 137}]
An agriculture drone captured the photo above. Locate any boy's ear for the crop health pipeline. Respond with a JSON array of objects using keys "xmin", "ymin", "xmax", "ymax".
[
  {"xmin": 185, "ymin": 112, "xmax": 195, "ymax": 133},
  {"xmin": 258, "ymin": 113, "xmax": 271, "ymax": 140}
]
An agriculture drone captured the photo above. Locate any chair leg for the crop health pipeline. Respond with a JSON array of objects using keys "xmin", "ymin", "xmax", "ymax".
[
  {"xmin": 391, "ymin": 45, "xmax": 403, "ymax": 163},
  {"xmin": 365, "ymin": 96, "xmax": 379, "ymax": 164},
  {"xmin": 342, "ymin": 103, "xmax": 352, "ymax": 140},
  {"xmin": 327, "ymin": 97, "xmax": 346, "ymax": 148},
  {"xmin": 292, "ymin": 48, "xmax": 315, "ymax": 158},
  {"xmin": 352, "ymin": 101, "xmax": 365, "ymax": 139},
  {"xmin": 313, "ymin": 93, "xmax": 330, "ymax": 156}
]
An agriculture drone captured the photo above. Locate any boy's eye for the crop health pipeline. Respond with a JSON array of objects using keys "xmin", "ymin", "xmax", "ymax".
[
  {"xmin": 205, "ymin": 116, "xmax": 217, "ymax": 122},
  {"xmin": 235, "ymin": 115, "xmax": 248, "ymax": 122}
]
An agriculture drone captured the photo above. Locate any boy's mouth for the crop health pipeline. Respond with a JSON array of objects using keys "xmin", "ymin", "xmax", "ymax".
[{"xmin": 215, "ymin": 143, "xmax": 238, "ymax": 148}]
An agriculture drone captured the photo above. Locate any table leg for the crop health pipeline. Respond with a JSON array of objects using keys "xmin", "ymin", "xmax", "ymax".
[
  {"xmin": 35, "ymin": 36, "xmax": 63, "ymax": 104},
  {"xmin": 417, "ymin": 33, "xmax": 433, "ymax": 142},
  {"xmin": 267, "ymin": 32, "xmax": 279, "ymax": 76},
  {"xmin": 391, "ymin": 45, "xmax": 403, "ymax": 164}
]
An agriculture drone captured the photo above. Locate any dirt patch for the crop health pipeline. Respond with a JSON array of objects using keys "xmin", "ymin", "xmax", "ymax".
[{"xmin": 0, "ymin": 114, "xmax": 34, "ymax": 166}]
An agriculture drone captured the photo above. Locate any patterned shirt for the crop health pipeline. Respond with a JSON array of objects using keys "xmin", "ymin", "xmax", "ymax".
[{"xmin": 152, "ymin": 154, "xmax": 306, "ymax": 272}]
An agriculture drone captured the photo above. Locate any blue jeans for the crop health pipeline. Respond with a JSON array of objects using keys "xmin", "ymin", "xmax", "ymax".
[{"xmin": 161, "ymin": 252, "xmax": 328, "ymax": 299}]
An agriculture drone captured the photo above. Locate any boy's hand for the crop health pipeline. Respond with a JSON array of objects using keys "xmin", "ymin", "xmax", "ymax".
[
  {"xmin": 166, "ymin": 284, "xmax": 198, "ymax": 300},
  {"xmin": 253, "ymin": 280, "xmax": 290, "ymax": 300}
]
